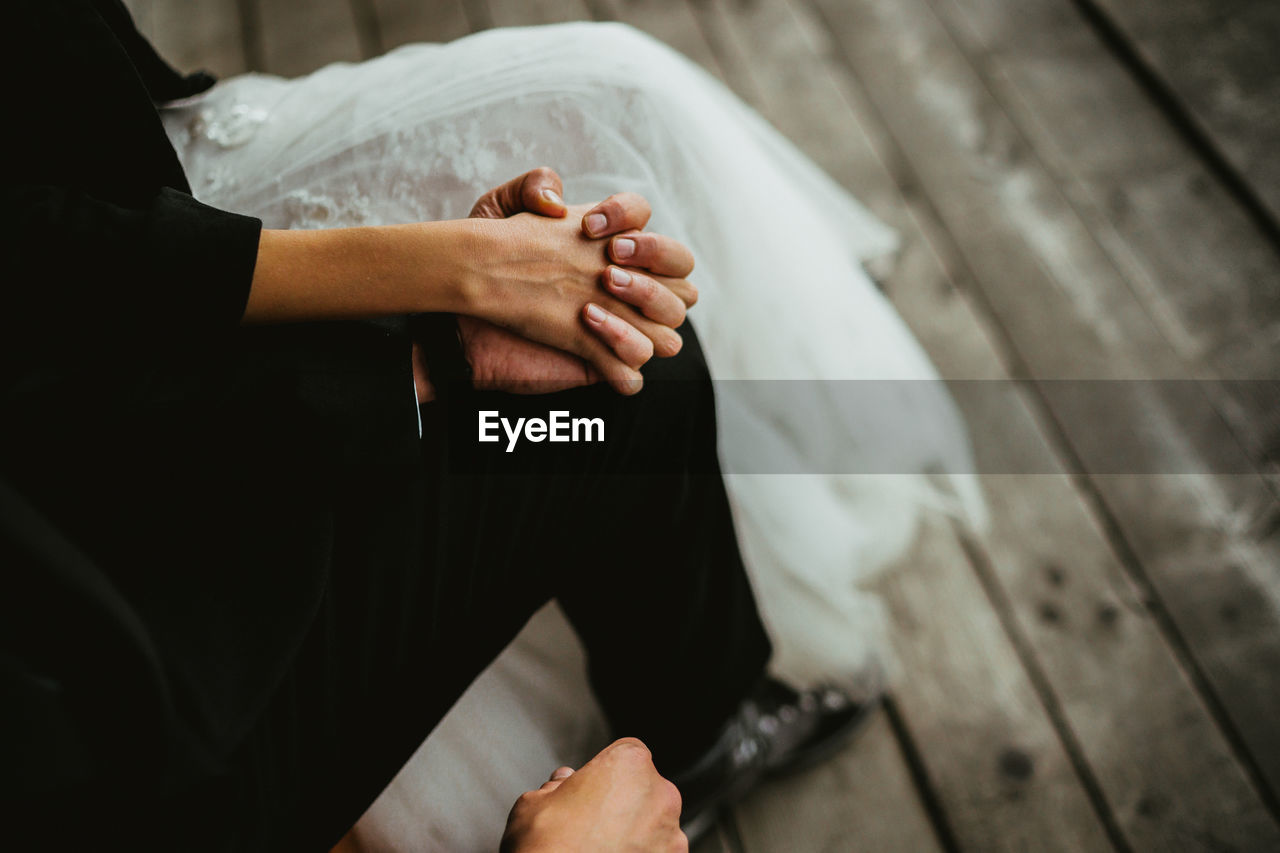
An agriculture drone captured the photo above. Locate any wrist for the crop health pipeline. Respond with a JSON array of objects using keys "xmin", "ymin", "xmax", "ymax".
[
  {"xmin": 248, "ymin": 222, "xmax": 491, "ymax": 322},
  {"xmin": 421, "ymin": 217, "xmax": 501, "ymax": 318}
]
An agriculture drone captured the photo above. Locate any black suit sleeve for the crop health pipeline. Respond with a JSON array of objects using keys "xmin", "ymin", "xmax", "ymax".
[{"xmin": 3, "ymin": 183, "xmax": 262, "ymax": 365}]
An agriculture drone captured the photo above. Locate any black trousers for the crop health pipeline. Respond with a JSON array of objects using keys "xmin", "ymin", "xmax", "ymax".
[{"xmin": 203, "ymin": 322, "xmax": 773, "ymax": 851}]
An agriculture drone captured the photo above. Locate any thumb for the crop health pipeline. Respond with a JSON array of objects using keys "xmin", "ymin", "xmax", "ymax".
[
  {"xmin": 537, "ymin": 766, "xmax": 575, "ymax": 793},
  {"xmin": 470, "ymin": 167, "xmax": 567, "ymax": 219},
  {"xmin": 517, "ymin": 166, "xmax": 567, "ymax": 218}
]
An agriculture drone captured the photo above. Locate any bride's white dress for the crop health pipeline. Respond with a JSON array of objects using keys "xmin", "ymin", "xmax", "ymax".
[{"xmin": 162, "ymin": 22, "xmax": 980, "ymax": 850}]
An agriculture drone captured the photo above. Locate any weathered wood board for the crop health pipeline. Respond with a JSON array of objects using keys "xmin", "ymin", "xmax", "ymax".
[
  {"xmin": 812, "ymin": 0, "xmax": 1280, "ymax": 805},
  {"xmin": 731, "ymin": 709, "xmax": 946, "ymax": 853},
  {"xmin": 692, "ymin": 0, "xmax": 1280, "ymax": 846},
  {"xmin": 1085, "ymin": 0, "xmax": 1280, "ymax": 231},
  {"xmin": 891, "ymin": 235, "xmax": 1280, "ymax": 850},
  {"xmin": 149, "ymin": 0, "xmax": 248, "ymax": 76},
  {"xmin": 483, "ymin": 0, "xmax": 591, "ymax": 29},
  {"xmin": 371, "ymin": 0, "xmax": 472, "ymax": 49},
  {"xmin": 926, "ymin": 0, "xmax": 1280, "ymax": 456},
  {"xmin": 257, "ymin": 0, "xmax": 364, "ymax": 76}
]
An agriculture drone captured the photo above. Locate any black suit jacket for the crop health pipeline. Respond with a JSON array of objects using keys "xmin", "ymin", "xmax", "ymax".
[{"xmin": 1, "ymin": 0, "xmax": 422, "ymax": 831}]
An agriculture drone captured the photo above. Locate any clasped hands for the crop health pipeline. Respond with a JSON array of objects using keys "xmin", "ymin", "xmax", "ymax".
[{"xmin": 412, "ymin": 167, "xmax": 697, "ymax": 400}]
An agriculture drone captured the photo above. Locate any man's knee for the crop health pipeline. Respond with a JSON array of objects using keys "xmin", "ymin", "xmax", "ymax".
[
  {"xmin": 593, "ymin": 320, "xmax": 720, "ymax": 472},
  {"xmin": 440, "ymin": 322, "xmax": 719, "ymax": 476}
]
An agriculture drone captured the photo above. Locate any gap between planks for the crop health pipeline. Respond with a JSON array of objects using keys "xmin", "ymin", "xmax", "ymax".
[
  {"xmin": 806, "ymin": 0, "xmax": 1280, "ymax": 817},
  {"xmin": 909, "ymin": 2, "xmax": 1280, "ymax": 817},
  {"xmin": 1068, "ymin": 0, "xmax": 1280, "ymax": 252},
  {"xmin": 696, "ymin": 0, "xmax": 1280, "ymax": 845},
  {"xmin": 665, "ymin": 1, "xmax": 1112, "ymax": 848}
]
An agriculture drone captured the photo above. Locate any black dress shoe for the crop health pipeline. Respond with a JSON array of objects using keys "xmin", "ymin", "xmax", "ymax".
[{"xmin": 671, "ymin": 677, "xmax": 878, "ymax": 842}]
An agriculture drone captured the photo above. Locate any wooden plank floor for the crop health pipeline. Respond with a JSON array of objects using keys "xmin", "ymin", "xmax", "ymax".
[
  {"xmin": 1079, "ymin": 0, "xmax": 1280, "ymax": 239},
  {"xmin": 130, "ymin": 0, "xmax": 1280, "ymax": 849}
]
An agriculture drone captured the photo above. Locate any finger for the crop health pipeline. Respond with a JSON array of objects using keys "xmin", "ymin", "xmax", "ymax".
[
  {"xmin": 655, "ymin": 273, "xmax": 698, "ymax": 308},
  {"xmin": 518, "ymin": 166, "xmax": 567, "ymax": 218},
  {"xmin": 469, "ymin": 167, "xmax": 566, "ymax": 219},
  {"xmin": 468, "ymin": 188, "xmax": 505, "ymax": 220},
  {"xmin": 602, "ymin": 266, "xmax": 687, "ymax": 329},
  {"xmin": 564, "ymin": 316, "xmax": 644, "ymax": 395},
  {"xmin": 609, "ymin": 231, "xmax": 695, "ymax": 279},
  {"xmin": 659, "ymin": 779, "xmax": 684, "ymax": 821},
  {"xmin": 602, "ymin": 737, "xmax": 655, "ymax": 764},
  {"xmin": 596, "ymin": 293, "xmax": 684, "ymax": 358},
  {"xmin": 582, "ymin": 192, "xmax": 652, "ymax": 238},
  {"xmin": 549, "ymin": 766, "xmax": 575, "ymax": 782},
  {"xmin": 583, "ymin": 303, "xmax": 654, "ymax": 369},
  {"xmin": 576, "ymin": 736, "xmax": 654, "ymax": 776},
  {"xmin": 537, "ymin": 778, "xmax": 566, "ymax": 792}
]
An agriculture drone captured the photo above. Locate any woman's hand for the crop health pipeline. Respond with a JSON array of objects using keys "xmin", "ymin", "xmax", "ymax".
[
  {"xmin": 455, "ymin": 168, "xmax": 697, "ymax": 395},
  {"xmin": 470, "ymin": 167, "xmax": 698, "ymax": 320},
  {"xmin": 461, "ymin": 206, "xmax": 660, "ymax": 394}
]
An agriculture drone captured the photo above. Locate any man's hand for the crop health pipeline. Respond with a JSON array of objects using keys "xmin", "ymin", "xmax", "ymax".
[
  {"xmin": 501, "ymin": 738, "xmax": 687, "ymax": 853},
  {"xmin": 412, "ymin": 168, "xmax": 697, "ymax": 398}
]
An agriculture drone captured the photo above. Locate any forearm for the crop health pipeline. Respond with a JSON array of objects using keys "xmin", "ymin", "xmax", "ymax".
[
  {"xmin": 243, "ymin": 219, "xmax": 486, "ymax": 323},
  {"xmin": 240, "ymin": 201, "xmax": 680, "ymax": 395}
]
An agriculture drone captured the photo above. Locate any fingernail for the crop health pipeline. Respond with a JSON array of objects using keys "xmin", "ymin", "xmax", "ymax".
[
  {"xmin": 609, "ymin": 267, "xmax": 632, "ymax": 289},
  {"xmin": 585, "ymin": 303, "xmax": 606, "ymax": 324},
  {"xmin": 585, "ymin": 213, "xmax": 607, "ymax": 236},
  {"xmin": 540, "ymin": 188, "xmax": 563, "ymax": 206},
  {"xmin": 613, "ymin": 237, "xmax": 636, "ymax": 259}
]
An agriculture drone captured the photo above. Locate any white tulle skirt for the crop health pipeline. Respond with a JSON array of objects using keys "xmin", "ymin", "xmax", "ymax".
[{"xmin": 162, "ymin": 22, "xmax": 979, "ymax": 850}]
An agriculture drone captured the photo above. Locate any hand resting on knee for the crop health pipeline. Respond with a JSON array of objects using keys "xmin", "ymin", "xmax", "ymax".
[
  {"xmin": 430, "ymin": 167, "xmax": 698, "ymax": 396},
  {"xmin": 244, "ymin": 166, "xmax": 696, "ymax": 396}
]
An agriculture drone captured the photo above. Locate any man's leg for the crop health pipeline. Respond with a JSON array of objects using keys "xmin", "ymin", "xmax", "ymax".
[
  {"xmin": 224, "ymin": 321, "xmax": 769, "ymax": 849},
  {"xmin": 435, "ymin": 320, "xmax": 772, "ymax": 773}
]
